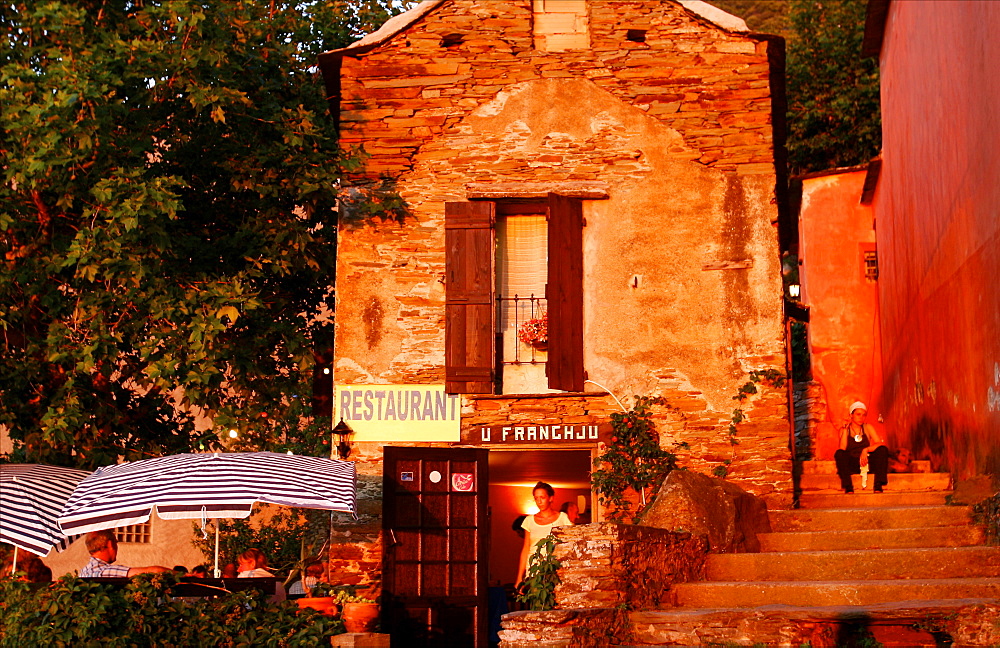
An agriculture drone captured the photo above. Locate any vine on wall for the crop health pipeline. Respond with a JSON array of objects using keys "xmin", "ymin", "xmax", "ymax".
[
  {"xmin": 714, "ymin": 369, "xmax": 787, "ymax": 478},
  {"xmin": 592, "ymin": 396, "xmax": 679, "ymax": 523}
]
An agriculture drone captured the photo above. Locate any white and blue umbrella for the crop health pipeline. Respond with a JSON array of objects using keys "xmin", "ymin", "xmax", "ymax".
[
  {"xmin": 58, "ymin": 452, "xmax": 357, "ymax": 575},
  {"xmin": 0, "ymin": 463, "xmax": 91, "ymax": 570}
]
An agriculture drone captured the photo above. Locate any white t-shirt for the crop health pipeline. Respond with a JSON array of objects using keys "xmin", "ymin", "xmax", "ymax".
[{"xmin": 521, "ymin": 511, "xmax": 572, "ymax": 569}]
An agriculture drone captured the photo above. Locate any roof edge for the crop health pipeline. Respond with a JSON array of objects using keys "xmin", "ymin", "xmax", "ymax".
[
  {"xmin": 322, "ymin": 0, "xmax": 445, "ymax": 57},
  {"xmin": 677, "ymin": 0, "xmax": 750, "ymax": 33},
  {"xmin": 792, "ymin": 164, "xmax": 870, "ymax": 182},
  {"xmin": 862, "ymin": 0, "xmax": 891, "ymax": 59},
  {"xmin": 323, "ymin": 0, "xmax": 753, "ymax": 60}
]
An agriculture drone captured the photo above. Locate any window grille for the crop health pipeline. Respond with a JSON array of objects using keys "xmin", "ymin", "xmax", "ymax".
[
  {"xmin": 116, "ymin": 522, "xmax": 152, "ymax": 544},
  {"xmin": 863, "ymin": 250, "xmax": 879, "ymax": 282},
  {"xmin": 498, "ymin": 294, "xmax": 547, "ymax": 365}
]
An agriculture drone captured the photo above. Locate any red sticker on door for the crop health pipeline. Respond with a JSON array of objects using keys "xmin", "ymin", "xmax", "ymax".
[{"xmin": 451, "ymin": 473, "xmax": 474, "ymax": 492}]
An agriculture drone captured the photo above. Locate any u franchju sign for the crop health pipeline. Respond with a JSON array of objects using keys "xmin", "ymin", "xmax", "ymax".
[{"xmin": 462, "ymin": 423, "xmax": 611, "ymax": 445}]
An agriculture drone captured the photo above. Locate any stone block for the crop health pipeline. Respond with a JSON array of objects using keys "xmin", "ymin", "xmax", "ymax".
[{"xmin": 637, "ymin": 470, "xmax": 771, "ymax": 553}]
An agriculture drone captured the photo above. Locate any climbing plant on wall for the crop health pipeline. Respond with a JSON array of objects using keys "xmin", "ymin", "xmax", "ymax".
[{"xmin": 592, "ymin": 396, "xmax": 678, "ymax": 523}]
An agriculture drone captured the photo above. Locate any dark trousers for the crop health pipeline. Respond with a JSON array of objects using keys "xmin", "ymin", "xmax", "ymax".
[{"xmin": 834, "ymin": 445, "xmax": 889, "ymax": 492}]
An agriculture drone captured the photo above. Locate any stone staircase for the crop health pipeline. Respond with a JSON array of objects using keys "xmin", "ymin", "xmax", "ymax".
[{"xmin": 651, "ymin": 461, "xmax": 1000, "ymax": 645}]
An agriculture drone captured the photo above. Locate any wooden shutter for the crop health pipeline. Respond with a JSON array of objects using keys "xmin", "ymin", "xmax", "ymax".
[
  {"xmin": 445, "ymin": 201, "xmax": 496, "ymax": 394},
  {"xmin": 546, "ymin": 193, "xmax": 585, "ymax": 392}
]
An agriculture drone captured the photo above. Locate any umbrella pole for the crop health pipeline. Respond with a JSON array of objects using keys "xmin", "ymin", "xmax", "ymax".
[
  {"xmin": 214, "ymin": 523, "xmax": 220, "ymax": 578},
  {"xmin": 11, "ymin": 546, "xmax": 17, "ymax": 575}
]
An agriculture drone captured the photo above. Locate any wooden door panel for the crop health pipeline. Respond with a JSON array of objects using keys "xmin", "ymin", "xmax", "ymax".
[{"xmin": 383, "ymin": 446, "xmax": 489, "ymax": 647}]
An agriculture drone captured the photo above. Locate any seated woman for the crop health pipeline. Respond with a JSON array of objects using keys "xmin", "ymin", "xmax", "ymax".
[
  {"xmin": 237, "ymin": 548, "xmax": 284, "ymax": 601},
  {"xmin": 834, "ymin": 401, "xmax": 889, "ymax": 493},
  {"xmin": 237, "ymin": 548, "xmax": 273, "ymax": 578}
]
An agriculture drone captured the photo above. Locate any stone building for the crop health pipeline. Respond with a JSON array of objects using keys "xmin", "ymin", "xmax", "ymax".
[{"xmin": 317, "ymin": 1, "xmax": 790, "ymax": 643}]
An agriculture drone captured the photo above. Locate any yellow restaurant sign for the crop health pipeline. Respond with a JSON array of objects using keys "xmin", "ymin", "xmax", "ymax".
[{"xmin": 335, "ymin": 384, "xmax": 461, "ymax": 442}]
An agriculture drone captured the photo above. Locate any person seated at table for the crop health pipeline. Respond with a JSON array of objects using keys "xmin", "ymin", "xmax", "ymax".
[
  {"xmin": 189, "ymin": 565, "xmax": 209, "ymax": 578},
  {"xmin": 80, "ymin": 530, "xmax": 171, "ymax": 578},
  {"xmin": 288, "ymin": 560, "xmax": 326, "ymax": 597},
  {"xmin": 237, "ymin": 548, "xmax": 273, "ymax": 578},
  {"xmin": 221, "ymin": 562, "xmax": 238, "ymax": 578},
  {"xmin": 237, "ymin": 548, "xmax": 285, "ymax": 601}
]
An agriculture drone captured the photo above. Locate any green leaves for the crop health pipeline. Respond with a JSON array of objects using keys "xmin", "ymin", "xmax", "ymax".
[
  {"xmin": 516, "ymin": 535, "xmax": 561, "ymax": 611},
  {"xmin": 0, "ymin": 574, "xmax": 340, "ymax": 646},
  {"xmin": 592, "ymin": 396, "xmax": 678, "ymax": 523},
  {"xmin": 785, "ymin": 0, "xmax": 881, "ymax": 174}
]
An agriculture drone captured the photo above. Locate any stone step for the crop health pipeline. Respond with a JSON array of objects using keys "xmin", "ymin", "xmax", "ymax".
[
  {"xmin": 627, "ymin": 599, "xmax": 1000, "ymax": 647},
  {"xmin": 671, "ymin": 577, "xmax": 1000, "ymax": 608},
  {"xmin": 800, "ymin": 472, "xmax": 952, "ymax": 492},
  {"xmin": 799, "ymin": 490, "xmax": 950, "ymax": 508},
  {"xmin": 770, "ymin": 505, "xmax": 973, "ymax": 532},
  {"xmin": 705, "ymin": 546, "xmax": 1000, "ymax": 581},
  {"xmin": 802, "ymin": 459, "xmax": 933, "ymax": 474},
  {"xmin": 758, "ymin": 525, "xmax": 986, "ymax": 552}
]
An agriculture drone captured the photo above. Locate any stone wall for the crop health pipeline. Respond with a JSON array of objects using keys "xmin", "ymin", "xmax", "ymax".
[
  {"xmin": 336, "ymin": 0, "xmax": 780, "ymax": 180},
  {"xmin": 551, "ymin": 523, "xmax": 708, "ymax": 609},
  {"xmin": 794, "ymin": 379, "xmax": 827, "ymax": 461},
  {"xmin": 500, "ymin": 601, "xmax": 1000, "ymax": 647}
]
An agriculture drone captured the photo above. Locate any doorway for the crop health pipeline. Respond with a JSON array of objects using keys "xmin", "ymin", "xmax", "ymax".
[{"xmin": 487, "ymin": 449, "xmax": 593, "ymax": 591}]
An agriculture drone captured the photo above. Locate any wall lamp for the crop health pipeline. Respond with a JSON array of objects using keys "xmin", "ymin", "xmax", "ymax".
[
  {"xmin": 333, "ymin": 419, "xmax": 355, "ymax": 460},
  {"xmin": 788, "ymin": 284, "xmax": 801, "ymax": 299}
]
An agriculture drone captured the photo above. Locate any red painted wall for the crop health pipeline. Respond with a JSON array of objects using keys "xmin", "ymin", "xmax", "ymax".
[
  {"xmin": 875, "ymin": 0, "xmax": 1000, "ymax": 476},
  {"xmin": 799, "ymin": 170, "xmax": 884, "ymax": 459}
]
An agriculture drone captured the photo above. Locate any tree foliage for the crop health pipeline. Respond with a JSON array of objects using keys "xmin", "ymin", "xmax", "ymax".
[
  {"xmin": 785, "ymin": 0, "xmax": 881, "ymax": 174},
  {"xmin": 0, "ymin": 0, "xmax": 403, "ymax": 468},
  {"xmin": 712, "ymin": 0, "xmax": 880, "ymax": 174}
]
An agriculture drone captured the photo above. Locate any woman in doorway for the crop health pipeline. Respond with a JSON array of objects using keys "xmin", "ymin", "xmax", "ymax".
[
  {"xmin": 515, "ymin": 481, "xmax": 573, "ymax": 586},
  {"xmin": 835, "ymin": 401, "xmax": 889, "ymax": 493}
]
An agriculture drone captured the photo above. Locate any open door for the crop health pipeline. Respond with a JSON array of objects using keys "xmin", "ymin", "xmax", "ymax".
[{"xmin": 382, "ymin": 446, "xmax": 489, "ymax": 647}]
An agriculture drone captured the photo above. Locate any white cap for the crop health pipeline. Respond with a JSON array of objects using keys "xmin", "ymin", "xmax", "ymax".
[{"xmin": 849, "ymin": 401, "xmax": 867, "ymax": 414}]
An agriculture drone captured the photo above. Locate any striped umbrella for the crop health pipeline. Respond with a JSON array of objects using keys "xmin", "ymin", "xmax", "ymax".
[
  {"xmin": 0, "ymin": 464, "xmax": 91, "ymax": 567},
  {"xmin": 58, "ymin": 452, "xmax": 357, "ymax": 575}
]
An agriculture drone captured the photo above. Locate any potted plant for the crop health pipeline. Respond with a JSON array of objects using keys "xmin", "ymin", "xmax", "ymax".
[
  {"xmin": 334, "ymin": 587, "xmax": 380, "ymax": 633},
  {"xmin": 295, "ymin": 581, "xmax": 339, "ymax": 615},
  {"xmin": 518, "ymin": 313, "xmax": 548, "ymax": 350}
]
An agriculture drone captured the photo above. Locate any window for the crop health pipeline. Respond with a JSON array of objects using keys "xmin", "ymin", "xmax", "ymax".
[
  {"xmin": 116, "ymin": 522, "xmax": 152, "ymax": 544},
  {"xmin": 863, "ymin": 250, "xmax": 879, "ymax": 282},
  {"xmin": 497, "ymin": 203, "xmax": 548, "ymax": 393},
  {"xmin": 445, "ymin": 195, "xmax": 584, "ymax": 395}
]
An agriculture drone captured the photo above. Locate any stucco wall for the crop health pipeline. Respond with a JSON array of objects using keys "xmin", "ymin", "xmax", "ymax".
[
  {"xmin": 331, "ymin": 0, "xmax": 789, "ymax": 511},
  {"xmin": 875, "ymin": 0, "xmax": 1000, "ymax": 476},
  {"xmin": 798, "ymin": 170, "xmax": 883, "ymax": 459}
]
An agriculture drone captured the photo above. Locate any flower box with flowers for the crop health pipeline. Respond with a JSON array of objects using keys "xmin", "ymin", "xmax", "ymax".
[{"xmin": 518, "ymin": 313, "xmax": 548, "ymax": 350}]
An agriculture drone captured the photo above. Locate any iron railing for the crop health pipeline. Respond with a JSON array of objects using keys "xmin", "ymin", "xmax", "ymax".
[{"xmin": 497, "ymin": 294, "xmax": 547, "ymax": 365}]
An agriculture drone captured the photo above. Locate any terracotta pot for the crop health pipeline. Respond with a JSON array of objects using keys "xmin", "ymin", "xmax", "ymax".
[
  {"xmin": 341, "ymin": 601, "xmax": 380, "ymax": 633},
  {"xmin": 295, "ymin": 596, "xmax": 339, "ymax": 616}
]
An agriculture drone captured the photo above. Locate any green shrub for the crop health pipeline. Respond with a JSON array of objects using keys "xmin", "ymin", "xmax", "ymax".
[
  {"xmin": 516, "ymin": 535, "xmax": 561, "ymax": 611},
  {"xmin": 972, "ymin": 491, "xmax": 1000, "ymax": 545},
  {"xmin": 0, "ymin": 573, "xmax": 339, "ymax": 647}
]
